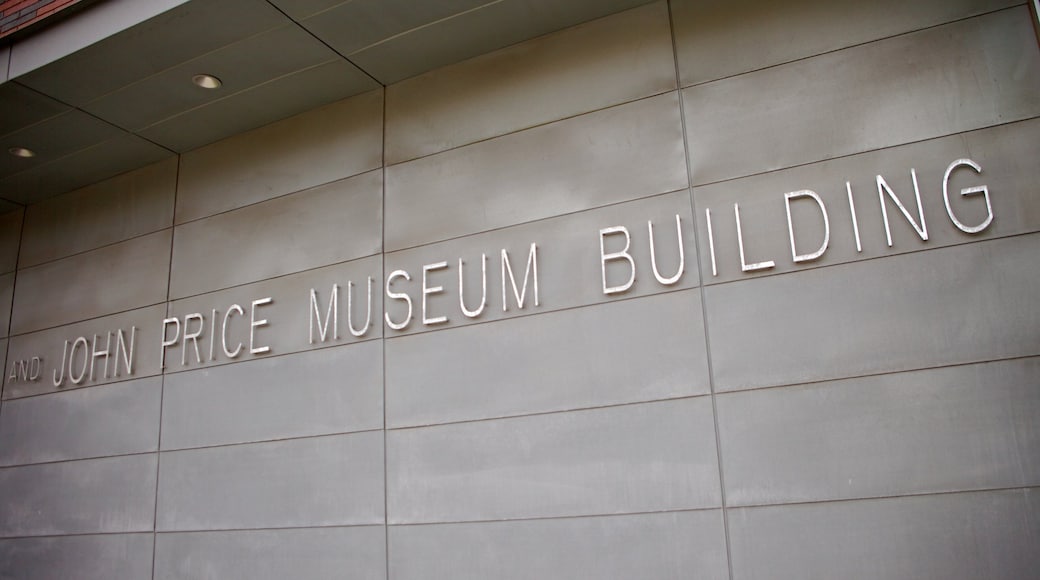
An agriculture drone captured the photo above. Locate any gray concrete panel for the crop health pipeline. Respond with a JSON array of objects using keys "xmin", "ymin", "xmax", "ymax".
[
  {"xmin": 385, "ymin": 92, "xmax": 687, "ymax": 251},
  {"xmin": 154, "ymin": 526, "xmax": 386, "ymax": 580},
  {"xmin": 19, "ymin": 157, "xmax": 176, "ymax": 267},
  {"xmin": 728, "ymin": 489, "xmax": 1040, "ymax": 580},
  {"xmin": 10, "ymin": 230, "xmax": 171, "ymax": 335},
  {"xmin": 0, "ymin": 46, "xmax": 8, "ymax": 83},
  {"xmin": 389, "ymin": 510, "xmax": 728, "ymax": 580},
  {"xmin": 694, "ymin": 119, "xmax": 1040, "ymax": 283},
  {"xmin": 170, "ymin": 170, "xmax": 381, "ymax": 299},
  {"xmin": 0, "ymin": 533, "xmax": 154, "ymax": 580},
  {"xmin": 384, "ymin": 191, "xmax": 697, "ymax": 337},
  {"xmin": 0, "ymin": 340, "xmax": 7, "ymax": 390},
  {"xmin": 348, "ymin": 0, "xmax": 654, "ymax": 84},
  {"xmin": 0, "ymin": 272, "xmax": 11, "ymax": 337},
  {"xmin": 161, "ymin": 341, "xmax": 382, "ymax": 450},
  {"xmin": 718, "ymin": 358, "xmax": 1040, "ymax": 507},
  {"xmin": 4, "ymin": 303, "xmax": 166, "ymax": 399},
  {"xmin": 672, "ymin": 0, "xmax": 1018, "ymax": 87},
  {"xmin": 705, "ymin": 234, "xmax": 1040, "ymax": 391},
  {"xmin": 0, "ymin": 209, "xmax": 22, "ymax": 274},
  {"xmin": 156, "ymin": 432, "xmax": 384, "ymax": 531},
  {"xmin": 0, "ymin": 454, "xmax": 157, "ymax": 537},
  {"xmin": 387, "ymin": 398, "xmax": 721, "ymax": 524},
  {"xmin": 175, "ymin": 89, "xmax": 382, "ymax": 223},
  {"xmin": 385, "ymin": 2, "xmax": 675, "ymax": 163},
  {"xmin": 387, "ymin": 290, "xmax": 709, "ymax": 428},
  {"xmin": 682, "ymin": 7, "xmax": 1040, "ymax": 186},
  {"xmin": 163, "ymin": 255, "xmax": 382, "ymax": 374},
  {"xmin": 0, "ymin": 377, "xmax": 161, "ymax": 466}
]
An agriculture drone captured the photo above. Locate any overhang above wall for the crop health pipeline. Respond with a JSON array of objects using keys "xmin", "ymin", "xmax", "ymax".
[{"xmin": 0, "ymin": 0, "xmax": 655, "ymax": 209}]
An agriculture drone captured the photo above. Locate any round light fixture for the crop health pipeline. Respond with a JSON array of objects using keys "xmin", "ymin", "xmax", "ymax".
[
  {"xmin": 8, "ymin": 146, "xmax": 35, "ymax": 158},
  {"xmin": 191, "ymin": 74, "xmax": 222, "ymax": 89}
]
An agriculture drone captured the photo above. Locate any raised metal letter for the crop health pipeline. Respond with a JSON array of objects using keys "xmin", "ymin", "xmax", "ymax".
[
  {"xmin": 53, "ymin": 340, "xmax": 68, "ymax": 387},
  {"xmin": 115, "ymin": 326, "xmax": 136, "ymax": 377},
  {"xmin": 877, "ymin": 169, "xmax": 928, "ymax": 247},
  {"xmin": 347, "ymin": 277, "xmax": 373, "ymax": 337},
  {"xmin": 734, "ymin": 203, "xmax": 774, "ymax": 272},
  {"xmin": 310, "ymin": 285, "xmax": 338, "ymax": 344},
  {"xmin": 501, "ymin": 243, "xmax": 539, "ymax": 310},
  {"xmin": 705, "ymin": 208, "xmax": 718, "ymax": 277},
  {"xmin": 160, "ymin": 317, "xmax": 180, "ymax": 370},
  {"xmin": 784, "ymin": 190, "xmax": 830, "ymax": 263},
  {"xmin": 943, "ymin": 158, "xmax": 992, "ymax": 234},
  {"xmin": 222, "ymin": 305, "xmax": 244, "ymax": 358},
  {"xmin": 384, "ymin": 270, "xmax": 413, "ymax": 331},
  {"xmin": 249, "ymin": 297, "xmax": 272, "ymax": 355},
  {"xmin": 208, "ymin": 311, "xmax": 216, "ymax": 361},
  {"xmin": 458, "ymin": 254, "xmax": 487, "ymax": 318},
  {"xmin": 90, "ymin": 332, "xmax": 112, "ymax": 381},
  {"xmin": 182, "ymin": 313, "xmax": 204, "ymax": 365},
  {"xmin": 846, "ymin": 182, "xmax": 862, "ymax": 253},
  {"xmin": 69, "ymin": 337, "xmax": 89, "ymax": 385},
  {"xmin": 422, "ymin": 262, "xmax": 449, "ymax": 325},
  {"xmin": 600, "ymin": 227, "xmax": 635, "ymax": 294},
  {"xmin": 648, "ymin": 214, "xmax": 684, "ymax": 285}
]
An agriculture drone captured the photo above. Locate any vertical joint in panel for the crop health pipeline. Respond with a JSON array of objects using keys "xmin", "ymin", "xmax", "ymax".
[{"xmin": 665, "ymin": 1, "xmax": 735, "ymax": 579}]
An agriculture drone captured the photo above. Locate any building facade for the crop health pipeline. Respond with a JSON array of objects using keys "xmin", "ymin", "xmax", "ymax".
[{"xmin": 0, "ymin": 0, "xmax": 1038, "ymax": 578}]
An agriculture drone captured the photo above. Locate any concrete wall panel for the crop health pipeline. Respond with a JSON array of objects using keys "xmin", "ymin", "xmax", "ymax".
[
  {"xmin": 0, "ymin": 454, "xmax": 156, "ymax": 537},
  {"xmin": 683, "ymin": 8, "xmax": 1040, "ymax": 185},
  {"xmin": 175, "ymin": 88, "xmax": 382, "ymax": 223},
  {"xmin": 728, "ymin": 489, "xmax": 1040, "ymax": 580},
  {"xmin": 154, "ymin": 526, "xmax": 386, "ymax": 580},
  {"xmin": 718, "ymin": 358, "xmax": 1040, "ymax": 506},
  {"xmin": 389, "ymin": 510, "xmax": 728, "ymax": 580},
  {"xmin": 156, "ymin": 432, "xmax": 384, "ymax": 531},
  {"xmin": 170, "ymin": 169, "xmax": 381, "ymax": 299},
  {"xmin": 706, "ymin": 234, "xmax": 1040, "ymax": 391},
  {"xmin": 161, "ymin": 341, "xmax": 382, "ymax": 450},
  {"xmin": 385, "ymin": 1, "xmax": 675, "ymax": 163},
  {"xmin": 19, "ymin": 157, "xmax": 176, "ymax": 267},
  {"xmin": 385, "ymin": 92, "xmax": 687, "ymax": 250},
  {"xmin": 672, "ymin": 0, "xmax": 1018, "ymax": 86},
  {"xmin": 0, "ymin": 209, "xmax": 22, "ymax": 274},
  {"xmin": 387, "ymin": 398, "xmax": 721, "ymax": 524},
  {"xmin": 10, "ymin": 230, "xmax": 170, "ymax": 334},
  {"xmin": 0, "ymin": 377, "xmax": 161, "ymax": 466},
  {"xmin": 0, "ymin": 533, "xmax": 154, "ymax": 580},
  {"xmin": 0, "ymin": 271, "xmax": 11, "ymax": 337},
  {"xmin": 387, "ymin": 289, "xmax": 709, "ymax": 428}
]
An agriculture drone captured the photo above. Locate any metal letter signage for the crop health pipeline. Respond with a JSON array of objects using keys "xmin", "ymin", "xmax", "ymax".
[{"xmin": 4, "ymin": 156, "xmax": 998, "ymax": 388}]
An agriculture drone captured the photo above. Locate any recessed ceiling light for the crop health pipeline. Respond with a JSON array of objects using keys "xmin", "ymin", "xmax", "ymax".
[
  {"xmin": 8, "ymin": 146, "xmax": 35, "ymax": 158},
  {"xmin": 191, "ymin": 74, "xmax": 222, "ymax": 89}
]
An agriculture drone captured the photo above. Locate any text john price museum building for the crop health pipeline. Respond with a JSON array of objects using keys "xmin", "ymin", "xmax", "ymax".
[{"xmin": 0, "ymin": 1, "xmax": 1037, "ymax": 579}]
